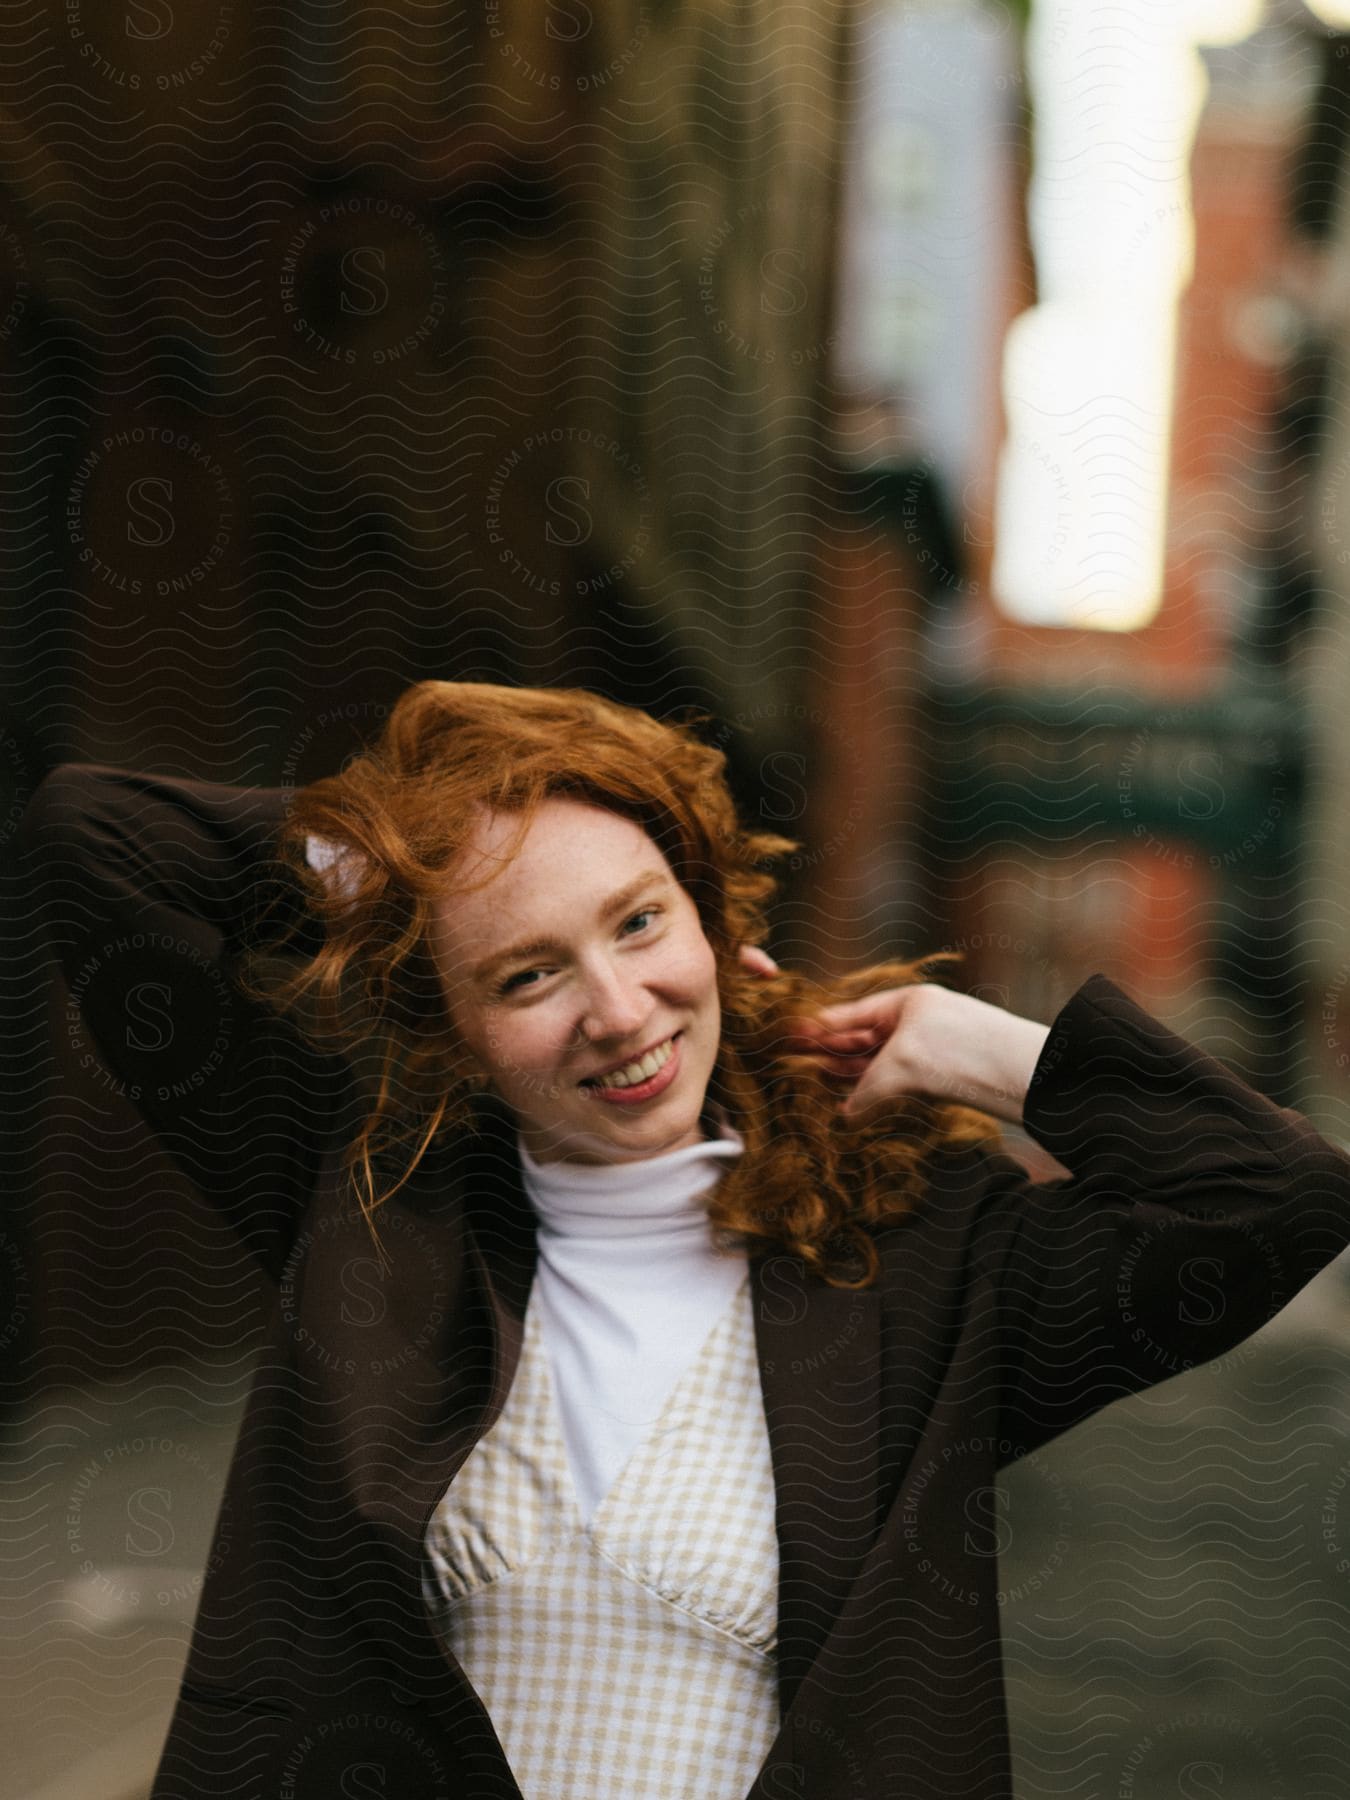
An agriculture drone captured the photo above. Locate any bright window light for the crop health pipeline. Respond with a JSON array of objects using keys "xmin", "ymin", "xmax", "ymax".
[
  {"xmin": 991, "ymin": 0, "xmax": 1264, "ymax": 630},
  {"xmin": 1304, "ymin": 0, "xmax": 1350, "ymax": 26}
]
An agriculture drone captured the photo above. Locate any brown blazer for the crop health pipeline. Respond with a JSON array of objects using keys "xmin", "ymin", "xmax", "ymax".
[{"xmin": 20, "ymin": 764, "xmax": 1350, "ymax": 1800}]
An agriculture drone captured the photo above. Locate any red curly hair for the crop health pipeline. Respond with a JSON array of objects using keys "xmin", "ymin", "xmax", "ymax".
[{"xmin": 247, "ymin": 680, "xmax": 1001, "ymax": 1289}]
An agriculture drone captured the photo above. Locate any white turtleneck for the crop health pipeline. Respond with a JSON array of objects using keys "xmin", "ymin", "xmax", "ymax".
[{"xmin": 517, "ymin": 1109, "xmax": 747, "ymax": 1525}]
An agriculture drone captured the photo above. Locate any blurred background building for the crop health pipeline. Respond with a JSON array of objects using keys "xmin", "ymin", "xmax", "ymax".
[{"xmin": 4, "ymin": 1, "xmax": 1350, "ymax": 1796}]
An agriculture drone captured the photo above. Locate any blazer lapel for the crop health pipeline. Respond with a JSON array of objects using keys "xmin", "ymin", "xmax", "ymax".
[
  {"xmin": 752, "ymin": 1253, "xmax": 882, "ymax": 1715},
  {"xmin": 300, "ymin": 1112, "xmax": 536, "ymax": 1548},
  {"xmin": 456, "ymin": 1098, "xmax": 539, "ymax": 1416}
]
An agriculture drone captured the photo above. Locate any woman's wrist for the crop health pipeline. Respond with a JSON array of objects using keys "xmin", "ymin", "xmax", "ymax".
[{"xmin": 911, "ymin": 985, "xmax": 1050, "ymax": 1126}]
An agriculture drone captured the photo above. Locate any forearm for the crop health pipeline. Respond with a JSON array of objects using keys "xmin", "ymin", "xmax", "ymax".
[
  {"xmin": 23, "ymin": 764, "xmax": 300, "ymax": 954},
  {"xmin": 1023, "ymin": 975, "xmax": 1314, "ymax": 1191},
  {"xmin": 18, "ymin": 765, "xmax": 333, "ymax": 1279},
  {"xmin": 982, "ymin": 974, "xmax": 1350, "ymax": 1453}
]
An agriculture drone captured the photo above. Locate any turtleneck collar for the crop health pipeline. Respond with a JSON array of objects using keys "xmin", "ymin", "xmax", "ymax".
[{"xmin": 517, "ymin": 1103, "xmax": 745, "ymax": 1239}]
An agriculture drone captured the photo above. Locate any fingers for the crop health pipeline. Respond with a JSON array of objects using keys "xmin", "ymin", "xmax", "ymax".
[
  {"xmin": 737, "ymin": 944, "xmax": 780, "ymax": 979},
  {"xmin": 785, "ymin": 1046, "xmax": 879, "ymax": 1079},
  {"xmin": 816, "ymin": 994, "xmax": 900, "ymax": 1028},
  {"xmin": 739, "ymin": 968, "xmax": 910, "ymax": 1115},
  {"xmin": 781, "ymin": 1019, "xmax": 883, "ymax": 1053}
]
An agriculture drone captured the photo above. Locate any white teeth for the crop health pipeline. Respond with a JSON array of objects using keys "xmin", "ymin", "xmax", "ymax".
[{"xmin": 590, "ymin": 1035, "xmax": 675, "ymax": 1090}]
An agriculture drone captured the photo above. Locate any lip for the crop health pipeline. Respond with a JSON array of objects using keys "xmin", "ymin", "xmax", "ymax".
[
  {"xmin": 579, "ymin": 1032, "xmax": 682, "ymax": 1105},
  {"xmin": 579, "ymin": 1030, "xmax": 682, "ymax": 1087}
]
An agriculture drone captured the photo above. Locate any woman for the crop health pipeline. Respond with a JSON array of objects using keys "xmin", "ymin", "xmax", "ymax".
[{"xmin": 21, "ymin": 678, "xmax": 1350, "ymax": 1800}]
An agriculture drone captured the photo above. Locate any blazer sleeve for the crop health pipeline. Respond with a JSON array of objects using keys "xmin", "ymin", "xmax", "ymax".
[
  {"xmin": 18, "ymin": 762, "xmax": 353, "ymax": 1284},
  {"xmin": 965, "ymin": 972, "xmax": 1350, "ymax": 1464}
]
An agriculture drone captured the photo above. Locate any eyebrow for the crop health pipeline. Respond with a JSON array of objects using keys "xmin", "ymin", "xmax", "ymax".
[{"xmin": 468, "ymin": 872, "xmax": 677, "ymax": 986}]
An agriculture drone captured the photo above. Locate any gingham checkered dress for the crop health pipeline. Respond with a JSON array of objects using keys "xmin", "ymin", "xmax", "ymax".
[{"xmin": 423, "ymin": 1271, "xmax": 781, "ymax": 1798}]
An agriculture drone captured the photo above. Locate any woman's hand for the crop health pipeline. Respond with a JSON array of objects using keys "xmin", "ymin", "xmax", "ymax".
[{"xmin": 787, "ymin": 982, "xmax": 1051, "ymax": 1127}]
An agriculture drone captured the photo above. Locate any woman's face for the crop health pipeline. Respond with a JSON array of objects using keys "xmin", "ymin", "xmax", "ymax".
[{"xmin": 430, "ymin": 797, "xmax": 723, "ymax": 1166}]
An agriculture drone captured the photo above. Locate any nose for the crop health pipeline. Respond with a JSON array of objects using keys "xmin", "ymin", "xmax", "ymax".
[{"xmin": 577, "ymin": 954, "xmax": 650, "ymax": 1044}]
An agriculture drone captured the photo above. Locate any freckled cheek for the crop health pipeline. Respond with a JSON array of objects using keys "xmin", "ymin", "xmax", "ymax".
[
  {"xmin": 489, "ymin": 1012, "xmax": 584, "ymax": 1086},
  {"xmin": 449, "ymin": 1006, "xmax": 532, "ymax": 1086},
  {"xmin": 672, "ymin": 937, "xmax": 721, "ymax": 1016},
  {"xmin": 652, "ymin": 938, "xmax": 709, "ymax": 993}
]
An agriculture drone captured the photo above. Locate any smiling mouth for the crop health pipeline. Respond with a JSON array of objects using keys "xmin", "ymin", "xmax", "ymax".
[{"xmin": 580, "ymin": 1032, "xmax": 680, "ymax": 1090}]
